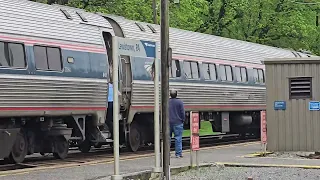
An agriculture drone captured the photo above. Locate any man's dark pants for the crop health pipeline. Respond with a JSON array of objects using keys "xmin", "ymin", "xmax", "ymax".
[{"xmin": 106, "ymin": 102, "xmax": 113, "ymax": 138}]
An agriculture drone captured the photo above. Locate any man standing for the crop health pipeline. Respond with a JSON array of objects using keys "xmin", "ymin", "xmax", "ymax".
[
  {"xmin": 106, "ymin": 82, "xmax": 114, "ymax": 137},
  {"xmin": 169, "ymin": 89, "xmax": 185, "ymax": 158},
  {"xmin": 106, "ymin": 80, "xmax": 121, "ymax": 138}
]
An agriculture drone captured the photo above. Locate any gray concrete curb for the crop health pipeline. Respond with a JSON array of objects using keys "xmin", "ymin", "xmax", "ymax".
[
  {"xmin": 120, "ymin": 163, "xmax": 215, "ymax": 180},
  {"xmin": 98, "ymin": 161, "xmax": 320, "ymax": 180},
  {"xmin": 118, "ymin": 162, "xmax": 320, "ymax": 180}
]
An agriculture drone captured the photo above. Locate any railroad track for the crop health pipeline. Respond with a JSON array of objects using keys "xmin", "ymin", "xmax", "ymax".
[{"xmin": 0, "ymin": 134, "xmax": 259, "ymax": 173}]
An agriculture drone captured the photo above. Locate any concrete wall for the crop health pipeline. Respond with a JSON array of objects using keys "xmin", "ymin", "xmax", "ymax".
[{"xmin": 264, "ymin": 58, "xmax": 320, "ymax": 152}]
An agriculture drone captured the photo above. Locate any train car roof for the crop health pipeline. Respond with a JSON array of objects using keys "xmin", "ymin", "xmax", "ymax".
[
  {"xmin": 0, "ymin": 0, "xmax": 112, "ymax": 46},
  {"xmin": 104, "ymin": 15, "xmax": 316, "ymax": 65}
]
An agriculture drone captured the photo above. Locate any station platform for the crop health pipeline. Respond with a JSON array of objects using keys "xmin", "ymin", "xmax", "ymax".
[{"xmin": 2, "ymin": 141, "xmax": 320, "ymax": 180}]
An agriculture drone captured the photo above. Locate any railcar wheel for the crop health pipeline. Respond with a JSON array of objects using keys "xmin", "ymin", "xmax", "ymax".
[
  {"xmin": 8, "ymin": 132, "xmax": 28, "ymax": 164},
  {"xmin": 94, "ymin": 143, "xmax": 102, "ymax": 148},
  {"xmin": 128, "ymin": 123, "xmax": 141, "ymax": 152},
  {"xmin": 53, "ymin": 136, "xmax": 69, "ymax": 159},
  {"xmin": 78, "ymin": 139, "xmax": 91, "ymax": 153}
]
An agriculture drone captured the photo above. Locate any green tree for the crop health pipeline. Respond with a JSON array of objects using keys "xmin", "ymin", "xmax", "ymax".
[
  {"xmin": 66, "ymin": 0, "xmax": 208, "ymax": 30},
  {"xmin": 199, "ymin": 0, "xmax": 320, "ymax": 54}
]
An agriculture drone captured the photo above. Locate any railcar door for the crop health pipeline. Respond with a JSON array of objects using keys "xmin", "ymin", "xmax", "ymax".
[{"xmin": 119, "ymin": 55, "xmax": 132, "ymax": 111}]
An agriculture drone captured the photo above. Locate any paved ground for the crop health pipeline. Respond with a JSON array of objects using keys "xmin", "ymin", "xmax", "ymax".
[{"xmin": 2, "ymin": 141, "xmax": 320, "ymax": 180}]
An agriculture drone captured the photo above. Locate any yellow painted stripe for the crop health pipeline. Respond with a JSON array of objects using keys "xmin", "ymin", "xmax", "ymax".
[
  {"xmin": 216, "ymin": 162, "xmax": 320, "ymax": 169},
  {"xmin": 244, "ymin": 156, "xmax": 320, "ymax": 161},
  {"xmin": 0, "ymin": 155, "xmax": 151, "ymax": 177},
  {"xmin": 0, "ymin": 172, "xmax": 29, "ymax": 177},
  {"xmin": 240, "ymin": 151, "xmax": 273, "ymax": 158}
]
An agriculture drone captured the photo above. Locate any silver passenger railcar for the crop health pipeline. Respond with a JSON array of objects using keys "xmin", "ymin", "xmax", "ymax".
[
  {"xmin": 101, "ymin": 15, "xmax": 316, "ymax": 152},
  {"xmin": 0, "ymin": 0, "xmax": 114, "ymax": 163}
]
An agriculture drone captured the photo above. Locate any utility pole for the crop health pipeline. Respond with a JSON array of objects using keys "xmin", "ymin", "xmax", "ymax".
[
  {"xmin": 153, "ymin": 0, "xmax": 157, "ymax": 24},
  {"xmin": 160, "ymin": 0, "xmax": 170, "ymax": 179}
]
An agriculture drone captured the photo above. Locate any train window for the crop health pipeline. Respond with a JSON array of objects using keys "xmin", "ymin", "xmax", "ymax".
[
  {"xmin": 203, "ymin": 63, "xmax": 210, "ymax": 80},
  {"xmin": 34, "ymin": 45, "xmax": 62, "ymax": 71},
  {"xmin": 220, "ymin": 65, "xmax": 233, "ymax": 81},
  {"xmin": 183, "ymin": 61, "xmax": 192, "ymax": 79},
  {"xmin": 47, "ymin": 47, "xmax": 62, "ymax": 71},
  {"xmin": 253, "ymin": 68, "xmax": 265, "ymax": 83},
  {"xmin": 225, "ymin": 65, "xmax": 233, "ymax": 81},
  {"xmin": 203, "ymin": 63, "xmax": 217, "ymax": 80},
  {"xmin": 9, "ymin": 43, "xmax": 26, "ymax": 68},
  {"xmin": 170, "ymin": 60, "xmax": 175, "ymax": 77},
  {"xmin": 258, "ymin": 69, "xmax": 265, "ymax": 83},
  {"xmin": 175, "ymin": 61, "xmax": 181, "ymax": 77},
  {"xmin": 219, "ymin": 65, "xmax": 226, "ymax": 81},
  {"xmin": 190, "ymin": 62, "xmax": 199, "ymax": 79},
  {"xmin": 253, "ymin": 69, "xmax": 259, "ymax": 82},
  {"xmin": 234, "ymin": 67, "xmax": 241, "ymax": 82},
  {"xmin": 0, "ymin": 42, "xmax": 26, "ymax": 68},
  {"xmin": 0, "ymin": 43, "xmax": 7, "ymax": 66},
  {"xmin": 240, "ymin": 67, "xmax": 248, "ymax": 82},
  {"xmin": 235, "ymin": 66, "xmax": 248, "ymax": 82},
  {"xmin": 34, "ymin": 46, "xmax": 48, "ymax": 70},
  {"xmin": 209, "ymin": 64, "xmax": 217, "ymax": 80},
  {"xmin": 170, "ymin": 60, "xmax": 181, "ymax": 78}
]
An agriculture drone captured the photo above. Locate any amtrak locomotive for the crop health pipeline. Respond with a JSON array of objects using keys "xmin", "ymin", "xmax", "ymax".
[{"xmin": 0, "ymin": 0, "xmax": 315, "ymax": 163}]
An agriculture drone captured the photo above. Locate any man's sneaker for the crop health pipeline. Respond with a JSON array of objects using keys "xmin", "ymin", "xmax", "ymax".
[{"xmin": 175, "ymin": 155, "xmax": 183, "ymax": 158}]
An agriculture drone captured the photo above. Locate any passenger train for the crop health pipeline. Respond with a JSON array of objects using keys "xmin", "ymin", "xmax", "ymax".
[{"xmin": 0, "ymin": 0, "xmax": 316, "ymax": 163}]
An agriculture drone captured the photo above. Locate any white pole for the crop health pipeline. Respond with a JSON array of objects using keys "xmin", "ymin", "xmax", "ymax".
[
  {"xmin": 153, "ymin": 47, "xmax": 161, "ymax": 173},
  {"xmin": 111, "ymin": 36, "xmax": 122, "ymax": 180}
]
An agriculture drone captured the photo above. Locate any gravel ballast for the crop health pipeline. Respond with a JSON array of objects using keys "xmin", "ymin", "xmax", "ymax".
[{"xmin": 171, "ymin": 166, "xmax": 320, "ymax": 180}]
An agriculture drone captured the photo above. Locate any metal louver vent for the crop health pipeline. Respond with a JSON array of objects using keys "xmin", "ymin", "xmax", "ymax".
[
  {"xmin": 60, "ymin": 9, "xmax": 72, "ymax": 20},
  {"xmin": 147, "ymin": 24, "xmax": 157, "ymax": 33},
  {"xmin": 289, "ymin": 77, "xmax": 312, "ymax": 99},
  {"xmin": 76, "ymin": 12, "xmax": 88, "ymax": 22},
  {"xmin": 135, "ymin": 22, "xmax": 145, "ymax": 31}
]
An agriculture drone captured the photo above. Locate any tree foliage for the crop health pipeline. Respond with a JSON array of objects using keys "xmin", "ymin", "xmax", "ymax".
[
  {"xmin": 32, "ymin": 0, "xmax": 320, "ymax": 55},
  {"xmin": 200, "ymin": 0, "xmax": 320, "ymax": 54}
]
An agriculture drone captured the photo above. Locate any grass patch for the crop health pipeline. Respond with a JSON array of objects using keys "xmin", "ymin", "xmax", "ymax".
[{"xmin": 181, "ymin": 121, "xmax": 220, "ymax": 137}]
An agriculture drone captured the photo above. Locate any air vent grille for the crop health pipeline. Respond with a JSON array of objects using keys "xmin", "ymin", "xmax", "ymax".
[{"xmin": 289, "ymin": 77, "xmax": 312, "ymax": 99}]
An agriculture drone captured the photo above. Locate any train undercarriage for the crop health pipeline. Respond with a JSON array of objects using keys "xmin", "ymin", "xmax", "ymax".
[
  {"xmin": 0, "ymin": 115, "xmax": 112, "ymax": 164},
  {"xmin": 0, "ymin": 117, "xmax": 73, "ymax": 163},
  {"xmin": 110, "ymin": 110, "xmax": 262, "ymax": 154}
]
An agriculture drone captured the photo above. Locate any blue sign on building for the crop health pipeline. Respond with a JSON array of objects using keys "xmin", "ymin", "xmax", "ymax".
[
  {"xmin": 309, "ymin": 101, "xmax": 320, "ymax": 111},
  {"xmin": 274, "ymin": 101, "xmax": 286, "ymax": 110}
]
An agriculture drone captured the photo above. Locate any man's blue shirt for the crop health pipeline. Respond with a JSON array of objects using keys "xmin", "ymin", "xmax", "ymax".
[{"xmin": 169, "ymin": 98, "xmax": 185, "ymax": 125}]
